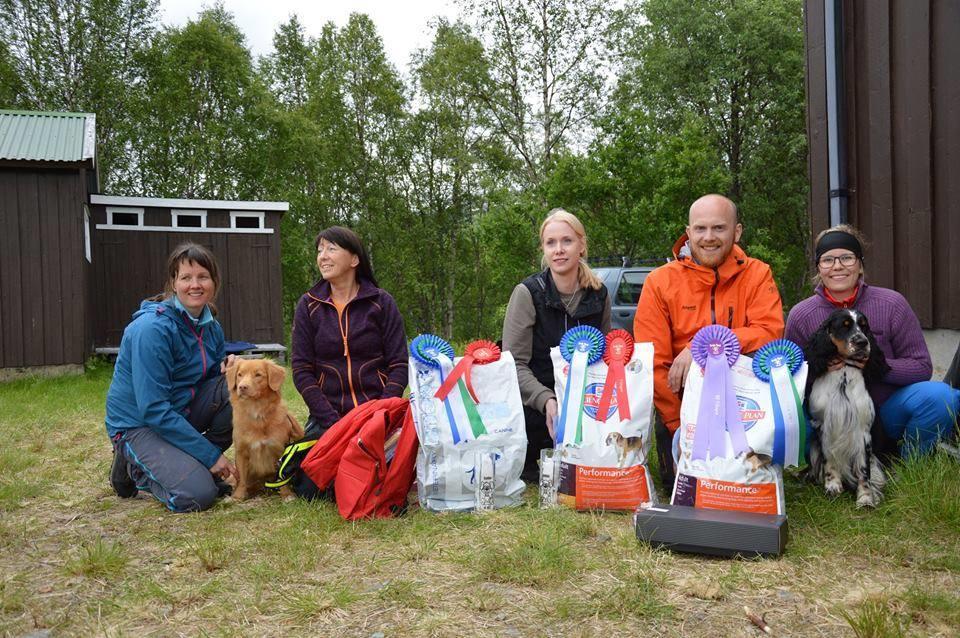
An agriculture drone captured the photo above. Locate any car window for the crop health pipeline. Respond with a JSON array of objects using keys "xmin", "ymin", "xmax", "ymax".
[{"xmin": 616, "ymin": 271, "xmax": 645, "ymax": 305}]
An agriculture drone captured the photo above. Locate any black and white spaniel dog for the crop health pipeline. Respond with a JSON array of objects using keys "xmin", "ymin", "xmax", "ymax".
[{"xmin": 804, "ymin": 309, "xmax": 891, "ymax": 507}]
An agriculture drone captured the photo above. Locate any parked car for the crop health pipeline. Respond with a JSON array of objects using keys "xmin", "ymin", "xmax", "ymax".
[{"xmin": 593, "ymin": 261, "xmax": 663, "ymax": 331}]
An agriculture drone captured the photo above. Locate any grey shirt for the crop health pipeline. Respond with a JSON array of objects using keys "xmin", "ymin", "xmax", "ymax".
[{"xmin": 502, "ymin": 284, "xmax": 612, "ymax": 413}]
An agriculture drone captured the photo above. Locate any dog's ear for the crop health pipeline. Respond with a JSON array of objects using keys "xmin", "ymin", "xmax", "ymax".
[
  {"xmin": 804, "ymin": 323, "xmax": 837, "ymax": 383},
  {"xmin": 862, "ymin": 328, "xmax": 890, "ymax": 384},
  {"xmin": 267, "ymin": 361, "xmax": 285, "ymax": 392},
  {"xmin": 226, "ymin": 362, "xmax": 239, "ymax": 392}
]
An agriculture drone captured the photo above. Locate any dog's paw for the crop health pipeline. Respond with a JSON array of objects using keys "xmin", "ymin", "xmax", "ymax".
[
  {"xmin": 824, "ymin": 476, "xmax": 843, "ymax": 496},
  {"xmin": 855, "ymin": 491, "xmax": 876, "ymax": 508}
]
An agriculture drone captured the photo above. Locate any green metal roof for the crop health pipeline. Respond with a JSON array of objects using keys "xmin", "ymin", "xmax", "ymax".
[{"xmin": 0, "ymin": 109, "xmax": 96, "ymax": 163}]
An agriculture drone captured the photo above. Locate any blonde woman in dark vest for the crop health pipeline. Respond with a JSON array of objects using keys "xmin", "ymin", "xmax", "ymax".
[{"xmin": 502, "ymin": 209, "xmax": 611, "ymax": 480}]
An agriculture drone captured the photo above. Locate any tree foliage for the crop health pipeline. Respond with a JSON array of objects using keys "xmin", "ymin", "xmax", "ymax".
[
  {"xmin": 0, "ymin": 0, "xmax": 811, "ymax": 340},
  {"xmin": 0, "ymin": 0, "xmax": 159, "ymax": 186}
]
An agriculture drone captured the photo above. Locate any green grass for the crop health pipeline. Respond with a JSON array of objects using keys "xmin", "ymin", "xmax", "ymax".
[
  {"xmin": 63, "ymin": 538, "xmax": 128, "ymax": 578},
  {"xmin": 0, "ymin": 364, "xmax": 958, "ymax": 636}
]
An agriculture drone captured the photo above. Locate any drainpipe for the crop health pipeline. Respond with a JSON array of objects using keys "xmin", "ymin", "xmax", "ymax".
[{"xmin": 824, "ymin": 0, "xmax": 848, "ymax": 226}]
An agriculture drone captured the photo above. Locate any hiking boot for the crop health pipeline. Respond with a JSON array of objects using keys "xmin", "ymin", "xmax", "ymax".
[
  {"xmin": 110, "ymin": 449, "xmax": 137, "ymax": 498},
  {"xmin": 214, "ymin": 479, "xmax": 233, "ymax": 498}
]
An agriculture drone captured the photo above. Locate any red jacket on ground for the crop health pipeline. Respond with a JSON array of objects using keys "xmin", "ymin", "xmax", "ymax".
[{"xmin": 301, "ymin": 397, "xmax": 417, "ymax": 520}]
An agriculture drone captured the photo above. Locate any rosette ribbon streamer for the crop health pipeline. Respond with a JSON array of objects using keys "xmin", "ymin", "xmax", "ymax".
[
  {"xmin": 690, "ymin": 325, "xmax": 750, "ymax": 460},
  {"xmin": 753, "ymin": 339, "xmax": 807, "ymax": 468},
  {"xmin": 411, "ymin": 335, "xmax": 486, "ymax": 443},
  {"xmin": 555, "ymin": 326, "xmax": 605, "ymax": 447},
  {"xmin": 434, "ymin": 340, "xmax": 501, "ymax": 405},
  {"xmin": 596, "ymin": 330, "xmax": 634, "ymax": 423}
]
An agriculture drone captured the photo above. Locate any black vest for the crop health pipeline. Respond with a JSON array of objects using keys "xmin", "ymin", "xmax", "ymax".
[{"xmin": 521, "ymin": 269, "xmax": 607, "ymax": 392}]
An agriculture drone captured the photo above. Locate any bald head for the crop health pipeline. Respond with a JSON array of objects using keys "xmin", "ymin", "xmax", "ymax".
[
  {"xmin": 688, "ymin": 194, "xmax": 738, "ymax": 226},
  {"xmin": 686, "ymin": 194, "xmax": 742, "ymax": 268}
]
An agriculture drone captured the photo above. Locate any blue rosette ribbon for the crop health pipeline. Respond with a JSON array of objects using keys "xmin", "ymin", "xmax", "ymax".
[
  {"xmin": 555, "ymin": 325, "xmax": 605, "ymax": 447},
  {"xmin": 690, "ymin": 325, "xmax": 749, "ymax": 461},
  {"xmin": 410, "ymin": 334, "xmax": 485, "ymax": 444},
  {"xmin": 753, "ymin": 339, "xmax": 807, "ymax": 468}
]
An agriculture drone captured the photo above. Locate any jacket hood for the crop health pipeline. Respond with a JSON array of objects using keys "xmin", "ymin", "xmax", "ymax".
[
  {"xmin": 672, "ymin": 232, "xmax": 749, "ymax": 282},
  {"xmin": 133, "ymin": 299, "xmax": 164, "ymax": 320}
]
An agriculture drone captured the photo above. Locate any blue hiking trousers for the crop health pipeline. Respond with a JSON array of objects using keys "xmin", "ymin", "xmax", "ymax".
[
  {"xmin": 879, "ymin": 381, "xmax": 960, "ymax": 457},
  {"xmin": 113, "ymin": 374, "xmax": 233, "ymax": 512}
]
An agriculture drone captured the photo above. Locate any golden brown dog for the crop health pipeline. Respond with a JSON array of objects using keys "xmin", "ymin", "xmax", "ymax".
[{"xmin": 227, "ymin": 358, "xmax": 304, "ymax": 500}]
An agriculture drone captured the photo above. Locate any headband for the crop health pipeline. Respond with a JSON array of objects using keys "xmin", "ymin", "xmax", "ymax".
[{"xmin": 815, "ymin": 230, "xmax": 863, "ymax": 262}]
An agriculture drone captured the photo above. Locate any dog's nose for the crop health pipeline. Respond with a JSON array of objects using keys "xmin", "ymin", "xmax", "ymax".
[{"xmin": 851, "ymin": 334, "xmax": 868, "ymax": 348}]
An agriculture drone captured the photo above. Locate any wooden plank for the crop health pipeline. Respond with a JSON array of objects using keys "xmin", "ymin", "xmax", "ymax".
[
  {"xmin": 804, "ymin": 0, "xmax": 830, "ymax": 240},
  {"xmin": 58, "ymin": 171, "xmax": 84, "ymax": 363},
  {"xmin": 208, "ymin": 232, "xmax": 232, "ymax": 340},
  {"xmin": 267, "ymin": 215, "xmax": 285, "ymax": 344},
  {"xmin": 842, "ymin": 0, "xmax": 859, "ymax": 229},
  {"xmin": 39, "ymin": 172, "xmax": 64, "ymax": 364},
  {"xmin": 0, "ymin": 170, "xmax": 22, "ymax": 366},
  {"xmin": 68, "ymin": 171, "xmax": 87, "ymax": 363},
  {"xmin": 932, "ymin": 0, "xmax": 960, "ymax": 328},
  {"xmin": 860, "ymin": 0, "xmax": 895, "ymax": 289},
  {"xmin": 18, "ymin": 171, "xmax": 44, "ymax": 366},
  {"xmin": 890, "ymin": 0, "xmax": 932, "ymax": 326},
  {"xmin": 225, "ymin": 233, "xmax": 249, "ymax": 341}
]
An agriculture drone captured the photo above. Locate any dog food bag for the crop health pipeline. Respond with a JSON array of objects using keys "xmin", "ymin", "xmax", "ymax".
[
  {"xmin": 550, "ymin": 327, "xmax": 656, "ymax": 511},
  {"xmin": 408, "ymin": 335, "xmax": 527, "ymax": 512},
  {"xmin": 673, "ymin": 330, "xmax": 808, "ymax": 516}
]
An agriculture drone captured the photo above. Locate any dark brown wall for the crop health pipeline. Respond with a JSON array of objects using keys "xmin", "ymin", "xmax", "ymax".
[
  {"xmin": 0, "ymin": 167, "xmax": 90, "ymax": 367},
  {"xmin": 804, "ymin": 0, "xmax": 960, "ymax": 329},
  {"xmin": 89, "ymin": 205, "xmax": 285, "ymax": 347}
]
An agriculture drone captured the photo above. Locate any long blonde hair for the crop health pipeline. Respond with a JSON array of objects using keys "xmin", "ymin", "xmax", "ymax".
[{"xmin": 539, "ymin": 208, "xmax": 603, "ymax": 291}]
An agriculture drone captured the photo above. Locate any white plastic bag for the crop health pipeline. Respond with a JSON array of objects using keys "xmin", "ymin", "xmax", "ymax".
[
  {"xmin": 550, "ymin": 341, "xmax": 656, "ymax": 510},
  {"xmin": 409, "ymin": 349, "xmax": 526, "ymax": 511},
  {"xmin": 673, "ymin": 352, "xmax": 808, "ymax": 515}
]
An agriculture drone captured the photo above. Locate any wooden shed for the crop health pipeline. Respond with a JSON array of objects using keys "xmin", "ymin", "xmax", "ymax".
[
  {"xmin": 804, "ymin": 0, "xmax": 960, "ymax": 330},
  {"xmin": 0, "ymin": 110, "xmax": 97, "ymax": 374},
  {"xmin": 87, "ymin": 195, "xmax": 288, "ymax": 350},
  {"xmin": 0, "ymin": 108, "xmax": 290, "ymax": 375}
]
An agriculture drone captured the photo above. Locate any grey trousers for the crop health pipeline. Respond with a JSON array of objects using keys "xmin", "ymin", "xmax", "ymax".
[{"xmin": 113, "ymin": 374, "xmax": 232, "ymax": 512}]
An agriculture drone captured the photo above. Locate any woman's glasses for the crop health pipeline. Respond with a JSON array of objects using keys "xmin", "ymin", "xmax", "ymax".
[{"xmin": 818, "ymin": 253, "xmax": 858, "ymax": 269}]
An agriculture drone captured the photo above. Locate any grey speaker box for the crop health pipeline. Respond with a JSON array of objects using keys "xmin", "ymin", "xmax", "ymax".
[{"xmin": 634, "ymin": 504, "xmax": 788, "ymax": 558}]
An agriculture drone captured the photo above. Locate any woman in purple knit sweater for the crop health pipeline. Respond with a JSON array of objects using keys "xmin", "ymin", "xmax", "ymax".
[
  {"xmin": 291, "ymin": 226, "xmax": 409, "ymax": 439},
  {"xmin": 786, "ymin": 225, "xmax": 959, "ymax": 457}
]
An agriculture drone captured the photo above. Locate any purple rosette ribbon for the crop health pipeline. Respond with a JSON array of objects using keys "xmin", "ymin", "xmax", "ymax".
[{"xmin": 690, "ymin": 325, "xmax": 749, "ymax": 461}]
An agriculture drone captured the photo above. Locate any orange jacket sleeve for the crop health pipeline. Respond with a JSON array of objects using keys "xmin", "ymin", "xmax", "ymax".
[
  {"xmin": 732, "ymin": 262, "xmax": 785, "ymax": 354},
  {"xmin": 633, "ymin": 270, "xmax": 682, "ymax": 431}
]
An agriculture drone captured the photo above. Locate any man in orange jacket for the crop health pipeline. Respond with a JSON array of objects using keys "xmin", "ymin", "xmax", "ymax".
[{"xmin": 633, "ymin": 194, "xmax": 784, "ymax": 491}]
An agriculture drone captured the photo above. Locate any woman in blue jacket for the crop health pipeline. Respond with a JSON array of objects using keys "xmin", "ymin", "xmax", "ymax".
[{"xmin": 105, "ymin": 243, "xmax": 237, "ymax": 512}]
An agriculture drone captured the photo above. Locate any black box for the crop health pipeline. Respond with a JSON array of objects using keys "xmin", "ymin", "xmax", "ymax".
[{"xmin": 634, "ymin": 504, "xmax": 788, "ymax": 558}]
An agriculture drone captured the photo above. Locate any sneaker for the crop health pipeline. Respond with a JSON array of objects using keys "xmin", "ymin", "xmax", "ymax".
[{"xmin": 110, "ymin": 449, "xmax": 137, "ymax": 498}]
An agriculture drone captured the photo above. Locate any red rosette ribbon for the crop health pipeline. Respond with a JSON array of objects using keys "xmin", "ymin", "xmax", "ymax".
[
  {"xmin": 596, "ymin": 330, "xmax": 634, "ymax": 423},
  {"xmin": 434, "ymin": 340, "xmax": 501, "ymax": 403}
]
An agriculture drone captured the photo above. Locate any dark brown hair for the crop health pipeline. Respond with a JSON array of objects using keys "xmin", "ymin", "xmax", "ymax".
[
  {"xmin": 315, "ymin": 226, "xmax": 378, "ymax": 287},
  {"xmin": 151, "ymin": 242, "xmax": 221, "ymax": 313}
]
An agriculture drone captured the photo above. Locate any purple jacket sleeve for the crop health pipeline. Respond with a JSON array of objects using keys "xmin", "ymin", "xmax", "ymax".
[
  {"xmin": 377, "ymin": 291, "xmax": 409, "ymax": 398},
  {"xmin": 784, "ymin": 306, "xmax": 812, "ymax": 351},
  {"xmin": 882, "ymin": 297, "xmax": 933, "ymax": 386},
  {"xmin": 291, "ymin": 295, "xmax": 341, "ymax": 426}
]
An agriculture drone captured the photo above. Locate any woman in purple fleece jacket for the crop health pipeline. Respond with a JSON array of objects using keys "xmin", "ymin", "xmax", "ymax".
[
  {"xmin": 786, "ymin": 225, "xmax": 959, "ymax": 457},
  {"xmin": 292, "ymin": 226, "xmax": 408, "ymax": 437}
]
